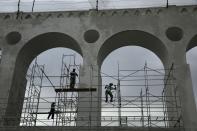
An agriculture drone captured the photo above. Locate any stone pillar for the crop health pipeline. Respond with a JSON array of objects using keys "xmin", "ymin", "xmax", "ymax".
[
  {"xmin": 174, "ymin": 64, "xmax": 197, "ymax": 131},
  {"xmin": 76, "ymin": 46, "xmax": 101, "ymax": 126},
  {"xmin": 76, "ymin": 64, "xmax": 101, "ymax": 126},
  {"xmin": 0, "ymin": 42, "xmax": 26, "ymax": 127},
  {"xmin": 0, "ymin": 46, "xmax": 18, "ymax": 126},
  {"xmin": 172, "ymin": 42, "xmax": 197, "ymax": 130}
]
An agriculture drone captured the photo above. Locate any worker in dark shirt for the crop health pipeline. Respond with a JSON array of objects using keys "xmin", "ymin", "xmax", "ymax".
[
  {"xmin": 70, "ymin": 69, "xmax": 78, "ymax": 89},
  {"xmin": 105, "ymin": 83, "xmax": 116, "ymax": 102},
  {"xmin": 48, "ymin": 102, "xmax": 55, "ymax": 119}
]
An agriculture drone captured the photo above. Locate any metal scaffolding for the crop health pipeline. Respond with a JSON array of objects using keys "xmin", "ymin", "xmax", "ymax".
[
  {"xmin": 20, "ymin": 59, "xmax": 44, "ymax": 126},
  {"xmin": 17, "ymin": 55, "xmax": 182, "ymax": 128},
  {"xmin": 55, "ymin": 54, "xmax": 80, "ymax": 126},
  {"xmin": 100, "ymin": 63, "xmax": 182, "ymax": 128},
  {"xmin": 20, "ymin": 54, "xmax": 83, "ymax": 126}
]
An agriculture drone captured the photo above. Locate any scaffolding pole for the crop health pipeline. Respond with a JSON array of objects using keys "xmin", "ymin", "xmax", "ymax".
[
  {"xmin": 21, "ymin": 59, "xmax": 44, "ymax": 126},
  {"xmin": 117, "ymin": 63, "xmax": 122, "ymax": 126}
]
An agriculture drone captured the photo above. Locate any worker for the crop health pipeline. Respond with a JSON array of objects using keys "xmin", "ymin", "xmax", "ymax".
[
  {"xmin": 70, "ymin": 68, "xmax": 78, "ymax": 89},
  {"xmin": 105, "ymin": 83, "xmax": 116, "ymax": 102},
  {"xmin": 47, "ymin": 102, "xmax": 55, "ymax": 119}
]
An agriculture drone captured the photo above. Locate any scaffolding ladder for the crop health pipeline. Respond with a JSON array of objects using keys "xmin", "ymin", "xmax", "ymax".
[{"xmin": 21, "ymin": 60, "xmax": 44, "ymax": 126}]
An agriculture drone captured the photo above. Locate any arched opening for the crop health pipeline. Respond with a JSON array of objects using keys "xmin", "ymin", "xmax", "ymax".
[
  {"xmin": 21, "ymin": 48, "xmax": 83, "ymax": 126},
  {"xmin": 100, "ymin": 46, "xmax": 166, "ymax": 127},
  {"xmin": 98, "ymin": 31, "xmax": 180, "ymax": 127},
  {"xmin": 186, "ymin": 34, "xmax": 197, "ymax": 108},
  {"xmin": 5, "ymin": 32, "xmax": 83, "ymax": 126},
  {"xmin": 98, "ymin": 30, "xmax": 169, "ymax": 67}
]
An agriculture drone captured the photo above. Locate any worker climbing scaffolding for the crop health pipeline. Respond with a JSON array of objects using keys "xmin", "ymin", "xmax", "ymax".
[
  {"xmin": 70, "ymin": 68, "xmax": 78, "ymax": 89},
  {"xmin": 105, "ymin": 83, "xmax": 116, "ymax": 102}
]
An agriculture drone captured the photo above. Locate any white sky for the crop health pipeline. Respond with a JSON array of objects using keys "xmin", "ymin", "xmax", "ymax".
[{"xmin": 0, "ymin": 0, "xmax": 197, "ymax": 12}]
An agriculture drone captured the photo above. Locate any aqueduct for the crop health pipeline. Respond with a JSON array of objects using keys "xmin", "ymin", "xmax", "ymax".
[{"xmin": 0, "ymin": 5, "xmax": 197, "ymax": 131}]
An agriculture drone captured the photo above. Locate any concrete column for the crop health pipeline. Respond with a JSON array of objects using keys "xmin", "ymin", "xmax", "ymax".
[
  {"xmin": 0, "ymin": 47, "xmax": 17, "ymax": 126},
  {"xmin": 76, "ymin": 63, "xmax": 101, "ymax": 126},
  {"xmin": 168, "ymin": 38, "xmax": 197, "ymax": 130},
  {"xmin": 0, "ymin": 43, "xmax": 26, "ymax": 127},
  {"xmin": 174, "ymin": 64, "xmax": 197, "ymax": 131}
]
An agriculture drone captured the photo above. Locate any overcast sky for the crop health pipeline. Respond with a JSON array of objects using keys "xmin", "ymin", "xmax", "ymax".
[{"xmin": 0, "ymin": 0, "xmax": 197, "ymax": 12}]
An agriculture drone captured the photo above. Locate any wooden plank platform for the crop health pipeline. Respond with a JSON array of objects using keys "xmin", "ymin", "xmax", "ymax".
[
  {"xmin": 55, "ymin": 88, "xmax": 97, "ymax": 92},
  {"xmin": 30, "ymin": 111, "xmax": 77, "ymax": 114}
]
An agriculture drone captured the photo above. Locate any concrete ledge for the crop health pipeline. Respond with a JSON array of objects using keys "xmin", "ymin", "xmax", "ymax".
[{"xmin": 0, "ymin": 5, "xmax": 196, "ymax": 21}]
